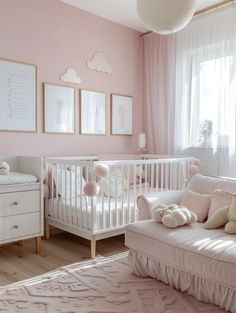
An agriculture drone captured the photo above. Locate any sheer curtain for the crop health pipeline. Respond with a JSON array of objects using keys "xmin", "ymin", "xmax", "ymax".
[
  {"xmin": 144, "ymin": 5, "xmax": 236, "ymax": 176},
  {"xmin": 144, "ymin": 35, "xmax": 176, "ymax": 155}
]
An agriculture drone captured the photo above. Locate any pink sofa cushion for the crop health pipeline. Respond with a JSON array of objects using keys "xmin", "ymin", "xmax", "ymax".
[
  {"xmin": 187, "ymin": 174, "xmax": 236, "ymax": 194},
  {"xmin": 208, "ymin": 189, "xmax": 232, "ymax": 219},
  {"xmin": 126, "ymin": 221, "xmax": 236, "ymax": 289},
  {"xmin": 137, "ymin": 191, "xmax": 184, "ymax": 220},
  {"xmin": 181, "ymin": 190, "xmax": 211, "ymax": 222}
]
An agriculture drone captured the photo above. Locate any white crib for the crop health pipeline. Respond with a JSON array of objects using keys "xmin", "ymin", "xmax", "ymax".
[{"xmin": 45, "ymin": 155, "xmax": 195, "ymax": 258}]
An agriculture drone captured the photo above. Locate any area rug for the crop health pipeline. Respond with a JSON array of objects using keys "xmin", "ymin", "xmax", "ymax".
[{"xmin": 0, "ymin": 252, "xmax": 226, "ymax": 313}]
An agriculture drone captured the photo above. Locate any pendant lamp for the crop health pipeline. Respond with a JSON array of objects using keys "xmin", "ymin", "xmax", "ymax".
[{"xmin": 137, "ymin": 0, "xmax": 196, "ymax": 35}]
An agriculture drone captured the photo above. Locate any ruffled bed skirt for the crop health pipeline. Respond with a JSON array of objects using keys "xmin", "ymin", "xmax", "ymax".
[{"xmin": 129, "ymin": 249, "xmax": 236, "ymax": 313}]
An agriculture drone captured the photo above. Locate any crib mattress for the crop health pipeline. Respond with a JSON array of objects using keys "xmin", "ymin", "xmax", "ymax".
[
  {"xmin": 125, "ymin": 220, "xmax": 236, "ymax": 288},
  {"xmin": 0, "ymin": 172, "xmax": 38, "ymax": 185},
  {"xmin": 49, "ymin": 195, "xmax": 138, "ymax": 230}
]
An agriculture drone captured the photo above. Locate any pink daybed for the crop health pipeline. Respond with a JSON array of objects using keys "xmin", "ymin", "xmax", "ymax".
[{"xmin": 125, "ymin": 174, "xmax": 236, "ymax": 313}]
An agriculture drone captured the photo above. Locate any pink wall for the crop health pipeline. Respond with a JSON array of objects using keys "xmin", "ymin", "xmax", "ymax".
[{"xmin": 0, "ymin": 0, "xmax": 143, "ymax": 156}]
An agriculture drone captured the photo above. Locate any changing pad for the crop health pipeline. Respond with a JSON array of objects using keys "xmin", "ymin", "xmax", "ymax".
[{"xmin": 0, "ymin": 172, "xmax": 38, "ymax": 185}]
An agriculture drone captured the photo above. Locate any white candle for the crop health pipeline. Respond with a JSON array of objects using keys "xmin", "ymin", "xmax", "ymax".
[{"xmin": 138, "ymin": 133, "xmax": 146, "ymax": 149}]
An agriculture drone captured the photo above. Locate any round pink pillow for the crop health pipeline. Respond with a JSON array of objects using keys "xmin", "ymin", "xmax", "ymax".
[
  {"xmin": 94, "ymin": 164, "xmax": 109, "ymax": 178},
  {"xmin": 83, "ymin": 182, "xmax": 100, "ymax": 197}
]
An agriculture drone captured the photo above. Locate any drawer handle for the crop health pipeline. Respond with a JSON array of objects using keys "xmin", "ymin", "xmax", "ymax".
[
  {"xmin": 13, "ymin": 225, "xmax": 19, "ymax": 229},
  {"xmin": 0, "ymin": 202, "xmax": 18, "ymax": 210}
]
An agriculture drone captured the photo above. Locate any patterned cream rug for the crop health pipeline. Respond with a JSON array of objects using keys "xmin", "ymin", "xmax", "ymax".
[{"xmin": 0, "ymin": 252, "xmax": 226, "ymax": 313}]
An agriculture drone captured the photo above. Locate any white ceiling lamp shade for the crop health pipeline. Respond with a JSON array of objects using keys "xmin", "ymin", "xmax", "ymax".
[{"xmin": 137, "ymin": 0, "xmax": 196, "ymax": 35}]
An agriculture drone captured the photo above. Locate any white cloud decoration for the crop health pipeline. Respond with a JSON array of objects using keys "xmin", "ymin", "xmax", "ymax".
[
  {"xmin": 86, "ymin": 53, "xmax": 112, "ymax": 74},
  {"xmin": 60, "ymin": 68, "xmax": 82, "ymax": 85}
]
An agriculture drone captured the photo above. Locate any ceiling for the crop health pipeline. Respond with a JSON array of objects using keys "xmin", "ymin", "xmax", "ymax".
[{"xmin": 61, "ymin": 0, "xmax": 223, "ymax": 32}]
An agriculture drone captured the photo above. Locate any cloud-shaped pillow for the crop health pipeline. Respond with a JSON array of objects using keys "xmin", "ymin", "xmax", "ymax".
[
  {"xmin": 87, "ymin": 53, "xmax": 112, "ymax": 74},
  {"xmin": 60, "ymin": 68, "xmax": 82, "ymax": 84}
]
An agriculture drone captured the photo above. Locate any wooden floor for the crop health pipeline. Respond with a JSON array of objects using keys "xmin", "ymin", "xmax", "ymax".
[{"xmin": 0, "ymin": 229, "xmax": 128, "ymax": 286}]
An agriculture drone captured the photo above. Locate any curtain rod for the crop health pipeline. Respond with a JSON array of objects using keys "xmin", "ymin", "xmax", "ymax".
[{"xmin": 140, "ymin": 0, "xmax": 234, "ymax": 38}]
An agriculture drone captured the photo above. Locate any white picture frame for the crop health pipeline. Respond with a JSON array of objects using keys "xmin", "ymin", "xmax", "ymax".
[
  {"xmin": 80, "ymin": 89, "xmax": 106, "ymax": 135},
  {"xmin": 111, "ymin": 94, "xmax": 133, "ymax": 135},
  {"xmin": 44, "ymin": 83, "xmax": 75, "ymax": 134},
  {"xmin": 0, "ymin": 58, "xmax": 37, "ymax": 132}
]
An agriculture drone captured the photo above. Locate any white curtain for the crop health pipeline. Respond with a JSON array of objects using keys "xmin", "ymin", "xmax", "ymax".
[{"xmin": 144, "ymin": 5, "xmax": 236, "ymax": 176}]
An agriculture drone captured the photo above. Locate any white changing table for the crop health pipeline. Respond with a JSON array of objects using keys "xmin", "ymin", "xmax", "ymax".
[{"xmin": 0, "ymin": 156, "xmax": 44, "ymax": 254}]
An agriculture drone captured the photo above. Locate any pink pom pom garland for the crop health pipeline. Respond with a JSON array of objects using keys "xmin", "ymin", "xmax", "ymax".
[
  {"xmin": 83, "ymin": 181, "xmax": 100, "ymax": 197},
  {"xmin": 94, "ymin": 164, "xmax": 109, "ymax": 178}
]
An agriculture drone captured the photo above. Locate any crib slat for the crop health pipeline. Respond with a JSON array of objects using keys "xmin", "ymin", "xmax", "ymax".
[
  {"xmin": 108, "ymin": 168, "xmax": 111, "ymax": 229},
  {"xmin": 187, "ymin": 161, "xmax": 192, "ymax": 183},
  {"xmin": 161, "ymin": 163, "xmax": 164, "ymax": 191},
  {"xmin": 60, "ymin": 163, "xmax": 64, "ymax": 222},
  {"xmin": 50, "ymin": 164, "xmax": 54, "ymax": 218},
  {"xmin": 133, "ymin": 165, "xmax": 137, "ymax": 222},
  {"xmin": 172, "ymin": 163, "xmax": 177, "ymax": 190},
  {"xmin": 170, "ymin": 163, "xmax": 173, "ymax": 190},
  {"xmin": 127, "ymin": 165, "xmax": 130, "ymax": 224},
  {"xmin": 74, "ymin": 165, "xmax": 78, "ymax": 226},
  {"xmin": 121, "ymin": 165, "xmax": 124, "ymax": 226},
  {"xmin": 64, "ymin": 164, "xmax": 67, "ymax": 222},
  {"xmin": 178, "ymin": 163, "xmax": 182, "ymax": 189},
  {"xmin": 85, "ymin": 166, "xmax": 89, "ymax": 229},
  {"xmin": 165, "ymin": 163, "xmax": 169, "ymax": 190},
  {"xmin": 79, "ymin": 164, "xmax": 83, "ymax": 228},
  {"xmin": 115, "ymin": 167, "xmax": 118, "ymax": 227},
  {"xmin": 101, "ymin": 170, "xmax": 105, "ymax": 231},
  {"xmin": 151, "ymin": 163, "xmax": 154, "ymax": 192},
  {"xmin": 69, "ymin": 164, "xmax": 72, "ymax": 224},
  {"xmin": 144, "ymin": 163, "xmax": 148, "ymax": 193},
  {"xmin": 55, "ymin": 163, "xmax": 59, "ymax": 220},
  {"xmin": 155, "ymin": 164, "xmax": 159, "ymax": 192}
]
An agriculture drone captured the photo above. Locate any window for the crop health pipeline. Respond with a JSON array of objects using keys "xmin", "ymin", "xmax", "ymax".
[{"xmin": 197, "ymin": 55, "xmax": 236, "ymax": 150}]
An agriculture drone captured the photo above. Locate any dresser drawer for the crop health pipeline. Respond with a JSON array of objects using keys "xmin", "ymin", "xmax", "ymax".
[
  {"xmin": 0, "ymin": 212, "xmax": 41, "ymax": 242},
  {"xmin": 0, "ymin": 190, "xmax": 40, "ymax": 217}
]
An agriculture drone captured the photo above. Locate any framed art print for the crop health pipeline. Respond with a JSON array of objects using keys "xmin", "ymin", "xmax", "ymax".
[
  {"xmin": 0, "ymin": 58, "xmax": 37, "ymax": 132},
  {"xmin": 111, "ymin": 94, "xmax": 133, "ymax": 135},
  {"xmin": 44, "ymin": 83, "xmax": 75, "ymax": 134},
  {"xmin": 80, "ymin": 89, "xmax": 106, "ymax": 135}
]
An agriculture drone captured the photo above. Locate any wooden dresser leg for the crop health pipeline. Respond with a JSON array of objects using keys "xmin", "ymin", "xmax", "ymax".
[
  {"xmin": 35, "ymin": 237, "xmax": 41, "ymax": 254},
  {"xmin": 91, "ymin": 236, "xmax": 96, "ymax": 259}
]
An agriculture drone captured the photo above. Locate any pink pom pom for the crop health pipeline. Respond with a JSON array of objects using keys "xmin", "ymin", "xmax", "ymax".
[
  {"xmin": 83, "ymin": 182, "xmax": 100, "ymax": 197},
  {"xmin": 189, "ymin": 165, "xmax": 199, "ymax": 177},
  {"xmin": 94, "ymin": 164, "xmax": 109, "ymax": 178},
  {"xmin": 193, "ymin": 159, "xmax": 201, "ymax": 167}
]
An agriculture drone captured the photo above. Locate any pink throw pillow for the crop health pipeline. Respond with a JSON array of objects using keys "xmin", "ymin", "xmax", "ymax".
[
  {"xmin": 181, "ymin": 190, "xmax": 211, "ymax": 222},
  {"xmin": 208, "ymin": 190, "xmax": 232, "ymax": 219}
]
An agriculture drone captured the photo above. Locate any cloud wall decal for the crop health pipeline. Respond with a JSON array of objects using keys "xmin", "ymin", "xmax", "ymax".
[
  {"xmin": 60, "ymin": 68, "xmax": 82, "ymax": 84},
  {"xmin": 87, "ymin": 53, "xmax": 112, "ymax": 74}
]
